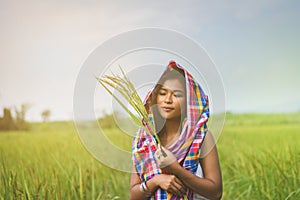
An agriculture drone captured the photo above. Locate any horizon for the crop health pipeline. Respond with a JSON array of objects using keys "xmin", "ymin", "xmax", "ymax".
[{"xmin": 1, "ymin": 108, "xmax": 300, "ymax": 123}]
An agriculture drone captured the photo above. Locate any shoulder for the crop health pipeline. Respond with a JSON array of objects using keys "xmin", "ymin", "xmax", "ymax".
[{"xmin": 200, "ymin": 130, "xmax": 217, "ymax": 159}]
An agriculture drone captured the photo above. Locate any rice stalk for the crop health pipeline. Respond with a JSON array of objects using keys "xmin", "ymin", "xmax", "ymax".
[
  {"xmin": 22, "ymin": 171, "xmax": 31, "ymax": 200},
  {"xmin": 96, "ymin": 66, "xmax": 161, "ymax": 145},
  {"xmin": 78, "ymin": 164, "xmax": 83, "ymax": 200},
  {"xmin": 91, "ymin": 161, "xmax": 95, "ymax": 200}
]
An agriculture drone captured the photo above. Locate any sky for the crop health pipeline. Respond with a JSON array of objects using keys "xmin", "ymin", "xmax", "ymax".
[{"xmin": 0, "ymin": 0, "xmax": 300, "ymax": 121}]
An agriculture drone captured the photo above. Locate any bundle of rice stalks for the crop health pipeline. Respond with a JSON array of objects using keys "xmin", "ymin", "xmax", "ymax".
[{"xmin": 96, "ymin": 66, "xmax": 161, "ymax": 145}]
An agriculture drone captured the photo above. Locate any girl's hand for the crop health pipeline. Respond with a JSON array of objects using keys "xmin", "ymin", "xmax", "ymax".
[
  {"xmin": 154, "ymin": 145, "xmax": 177, "ymax": 168},
  {"xmin": 153, "ymin": 174, "xmax": 186, "ymax": 197}
]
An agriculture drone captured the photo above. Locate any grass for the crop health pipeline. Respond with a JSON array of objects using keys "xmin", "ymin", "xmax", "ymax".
[
  {"xmin": 219, "ymin": 113, "xmax": 300, "ymax": 199},
  {"xmin": 0, "ymin": 113, "xmax": 300, "ymax": 199},
  {"xmin": 0, "ymin": 122, "xmax": 130, "ymax": 199}
]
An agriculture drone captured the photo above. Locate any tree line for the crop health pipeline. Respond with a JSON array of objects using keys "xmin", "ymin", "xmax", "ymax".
[
  {"xmin": 0, "ymin": 104, "xmax": 51, "ymax": 131},
  {"xmin": 0, "ymin": 104, "xmax": 29, "ymax": 130}
]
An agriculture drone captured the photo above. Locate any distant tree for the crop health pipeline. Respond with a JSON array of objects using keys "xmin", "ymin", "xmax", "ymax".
[
  {"xmin": 41, "ymin": 109, "xmax": 51, "ymax": 122},
  {"xmin": 0, "ymin": 103, "xmax": 31, "ymax": 131},
  {"xmin": 14, "ymin": 103, "xmax": 31, "ymax": 130},
  {"xmin": 0, "ymin": 108, "xmax": 15, "ymax": 130},
  {"xmin": 15, "ymin": 103, "xmax": 30, "ymax": 120}
]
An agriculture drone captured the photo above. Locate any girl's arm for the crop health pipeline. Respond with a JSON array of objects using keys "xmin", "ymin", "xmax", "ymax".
[
  {"xmin": 157, "ymin": 131, "xmax": 222, "ymax": 200},
  {"xmin": 130, "ymin": 168, "xmax": 186, "ymax": 199}
]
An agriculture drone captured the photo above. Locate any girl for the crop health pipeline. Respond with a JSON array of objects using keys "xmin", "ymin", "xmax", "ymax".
[{"xmin": 130, "ymin": 61, "xmax": 222, "ymax": 200}]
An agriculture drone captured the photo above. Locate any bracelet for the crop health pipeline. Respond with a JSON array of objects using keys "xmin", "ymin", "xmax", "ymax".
[{"xmin": 139, "ymin": 181, "xmax": 148, "ymax": 193}]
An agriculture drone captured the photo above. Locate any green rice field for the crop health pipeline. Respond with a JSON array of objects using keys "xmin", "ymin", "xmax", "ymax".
[{"xmin": 0, "ymin": 113, "xmax": 299, "ymax": 199}]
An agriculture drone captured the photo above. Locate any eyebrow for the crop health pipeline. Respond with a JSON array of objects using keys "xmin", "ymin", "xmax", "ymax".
[{"xmin": 160, "ymin": 87, "xmax": 184, "ymax": 93}]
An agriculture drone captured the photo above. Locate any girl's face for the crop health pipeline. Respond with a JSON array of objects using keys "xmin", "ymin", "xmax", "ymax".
[{"xmin": 156, "ymin": 79, "xmax": 186, "ymax": 121}]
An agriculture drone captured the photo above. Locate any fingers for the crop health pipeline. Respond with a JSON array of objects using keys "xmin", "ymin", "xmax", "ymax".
[
  {"xmin": 169, "ymin": 183, "xmax": 185, "ymax": 197},
  {"xmin": 154, "ymin": 145, "xmax": 177, "ymax": 169},
  {"xmin": 154, "ymin": 148, "xmax": 162, "ymax": 160},
  {"xmin": 167, "ymin": 175, "xmax": 186, "ymax": 197},
  {"xmin": 172, "ymin": 176, "xmax": 187, "ymax": 195},
  {"xmin": 173, "ymin": 176, "xmax": 186, "ymax": 194},
  {"xmin": 157, "ymin": 174, "xmax": 186, "ymax": 197},
  {"xmin": 168, "ymin": 187, "xmax": 183, "ymax": 197}
]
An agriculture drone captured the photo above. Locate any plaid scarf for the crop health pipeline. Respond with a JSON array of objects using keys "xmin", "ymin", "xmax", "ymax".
[{"xmin": 132, "ymin": 61, "xmax": 209, "ymax": 199}]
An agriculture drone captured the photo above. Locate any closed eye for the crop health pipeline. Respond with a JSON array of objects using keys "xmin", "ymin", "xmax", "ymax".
[
  {"xmin": 158, "ymin": 88, "xmax": 184, "ymax": 97},
  {"xmin": 174, "ymin": 93, "xmax": 183, "ymax": 97},
  {"xmin": 158, "ymin": 88, "xmax": 167, "ymax": 96}
]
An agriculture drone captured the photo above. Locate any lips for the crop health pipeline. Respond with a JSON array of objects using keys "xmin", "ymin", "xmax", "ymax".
[{"xmin": 161, "ymin": 106, "xmax": 174, "ymax": 112}]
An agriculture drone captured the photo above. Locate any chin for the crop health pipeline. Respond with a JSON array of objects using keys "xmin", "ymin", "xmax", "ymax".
[
  {"xmin": 158, "ymin": 109, "xmax": 181, "ymax": 121},
  {"xmin": 160, "ymin": 113, "xmax": 179, "ymax": 121}
]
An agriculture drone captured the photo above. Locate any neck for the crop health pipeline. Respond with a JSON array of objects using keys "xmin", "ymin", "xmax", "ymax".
[
  {"xmin": 162, "ymin": 117, "xmax": 181, "ymax": 137},
  {"xmin": 158, "ymin": 117, "xmax": 182, "ymax": 147}
]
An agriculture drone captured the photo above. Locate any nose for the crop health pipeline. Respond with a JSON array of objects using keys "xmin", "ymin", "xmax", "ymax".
[{"xmin": 164, "ymin": 92, "xmax": 173, "ymax": 104}]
